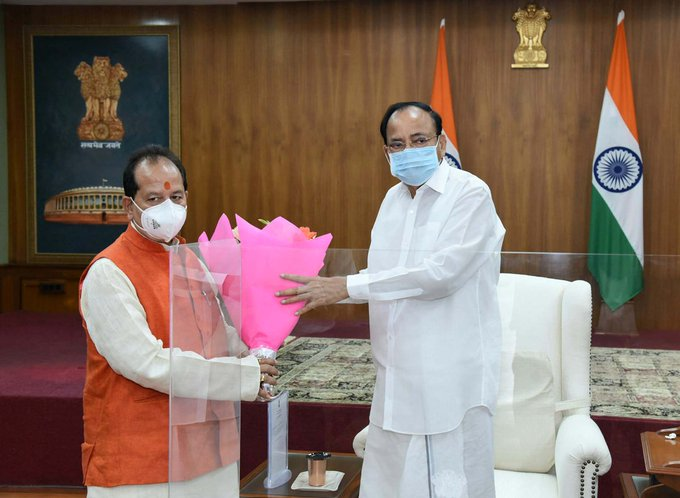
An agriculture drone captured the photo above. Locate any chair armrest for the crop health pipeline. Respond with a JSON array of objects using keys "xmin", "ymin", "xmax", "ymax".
[
  {"xmin": 555, "ymin": 414, "xmax": 612, "ymax": 498},
  {"xmin": 353, "ymin": 425, "xmax": 369, "ymax": 458}
]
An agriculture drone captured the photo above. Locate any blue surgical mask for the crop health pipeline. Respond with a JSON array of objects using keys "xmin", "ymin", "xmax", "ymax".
[{"xmin": 388, "ymin": 143, "xmax": 440, "ymax": 186}]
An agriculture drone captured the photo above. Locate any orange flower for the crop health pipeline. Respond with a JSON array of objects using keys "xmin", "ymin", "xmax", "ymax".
[
  {"xmin": 299, "ymin": 226, "xmax": 317, "ymax": 239},
  {"xmin": 260, "ymin": 218, "xmax": 316, "ymax": 239}
]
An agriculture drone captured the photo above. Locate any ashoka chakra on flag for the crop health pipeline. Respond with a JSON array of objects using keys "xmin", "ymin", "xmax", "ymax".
[
  {"xmin": 444, "ymin": 152, "xmax": 461, "ymax": 169},
  {"xmin": 593, "ymin": 146, "xmax": 643, "ymax": 193}
]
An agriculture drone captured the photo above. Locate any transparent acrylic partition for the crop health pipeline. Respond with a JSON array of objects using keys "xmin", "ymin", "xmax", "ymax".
[
  {"xmin": 260, "ymin": 249, "xmax": 679, "ymax": 498},
  {"xmin": 499, "ymin": 251, "xmax": 665, "ymax": 335},
  {"xmin": 165, "ymin": 243, "xmax": 680, "ymax": 496},
  {"xmin": 168, "ymin": 239, "xmax": 244, "ymax": 498},
  {"xmin": 298, "ymin": 249, "xmax": 674, "ymax": 336},
  {"xmin": 274, "ymin": 249, "xmax": 680, "ymax": 426}
]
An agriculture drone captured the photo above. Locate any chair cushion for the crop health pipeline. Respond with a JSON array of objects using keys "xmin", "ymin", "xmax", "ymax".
[
  {"xmin": 493, "ymin": 351, "xmax": 556, "ymax": 473},
  {"xmin": 497, "ymin": 274, "xmax": 565, "ymax": 401},
  {"xmin": 494, "ymin": 468, "xmax": 557, "ymax": 498}
]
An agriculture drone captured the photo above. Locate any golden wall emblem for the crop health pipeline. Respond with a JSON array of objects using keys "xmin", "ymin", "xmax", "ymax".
[
  {"xmin": 512, "ymin": 3, "xmax": 551, "ymax": 68},
  {"xmin": 74, "ymin": 56, "xmax": 128, "ymax": 141}
]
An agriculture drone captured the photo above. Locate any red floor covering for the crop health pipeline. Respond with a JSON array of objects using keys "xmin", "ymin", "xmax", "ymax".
[{"xmin": 1, "ymin": 310, "xmax": 678, "ymax": 497}]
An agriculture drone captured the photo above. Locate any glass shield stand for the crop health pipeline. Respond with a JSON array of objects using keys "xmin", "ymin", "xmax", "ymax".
[
  {"xmin": 168, "ymin": 240, "xmax": 244, "ymax": 498},
  {"xmin": 258, "ymin": 248, "xmax": 367, "ymax": 490},
  {"xmin": 264, "ymin": 390, "xmax": 292, "ymax": 488}
]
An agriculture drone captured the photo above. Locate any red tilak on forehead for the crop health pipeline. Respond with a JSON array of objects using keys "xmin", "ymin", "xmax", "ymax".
[{"xmin": 164, "ymin": 181, "xmax": 171, "ymax": 190}]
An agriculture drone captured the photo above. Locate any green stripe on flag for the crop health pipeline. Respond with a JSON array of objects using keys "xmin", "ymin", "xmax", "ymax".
[{"xmin": 588, "ymin": 185, "xmax": 643, "ymax": 311}]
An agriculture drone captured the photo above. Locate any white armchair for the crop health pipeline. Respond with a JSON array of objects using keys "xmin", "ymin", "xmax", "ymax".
[{"xmin": 353, "ymin": 273, "xmax": 612, "ymax": 498}]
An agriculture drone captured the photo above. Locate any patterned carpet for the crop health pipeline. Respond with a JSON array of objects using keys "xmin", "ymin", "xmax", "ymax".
[
  {"xmin": 590, "ymin": 347, "xmax": 680, "ymax": 419},
  {"xmin": 276, "ymin": 337, "xmax": 680, "ymax": 420},
  {"xmin": 276, "ymin": 337, "xmax": 375, "ymax": 404}
]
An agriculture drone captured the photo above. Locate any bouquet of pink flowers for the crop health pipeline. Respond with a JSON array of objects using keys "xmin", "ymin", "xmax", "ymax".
[{"xmin": 198, "ymin": 214, "xmax": 332, "ymax": 359}]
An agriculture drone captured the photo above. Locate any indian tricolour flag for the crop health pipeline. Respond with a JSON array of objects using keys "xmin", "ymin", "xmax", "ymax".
[
  {"xmin": 430, "ymin": 18, "xmax": 461, "ymax": 169},
  {"xmin": 588, "ymin": 10, "xmax": 643, "ymax": 311}
]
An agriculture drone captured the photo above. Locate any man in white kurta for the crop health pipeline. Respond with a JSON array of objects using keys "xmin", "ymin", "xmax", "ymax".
[{"xmin": 279, "ymin": 102, "xmax": 505, "ymax": 498}]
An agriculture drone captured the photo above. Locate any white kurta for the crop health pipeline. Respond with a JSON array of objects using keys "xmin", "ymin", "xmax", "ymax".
[
  {"xmin": 346, "ymin": 161, "xmax": 505, "ymax": 435},
  {"xmin": 81, "ymin": 255, "xmax": 261, "ymax": 498}
]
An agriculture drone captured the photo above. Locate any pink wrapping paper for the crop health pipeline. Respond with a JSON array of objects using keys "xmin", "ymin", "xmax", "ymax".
[
  {"xmin": 198, "ymin": 214, "xmax": 242, "ymax": 331},
  {"xmin": 198, "ymin": 214, "xmax": 332, "ymax": 352}
]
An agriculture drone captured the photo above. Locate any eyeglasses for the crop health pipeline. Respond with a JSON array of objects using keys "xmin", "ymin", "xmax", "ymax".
[{"xmin": 386, "ymin": 135, "xmax": 439, "ymax": 153}]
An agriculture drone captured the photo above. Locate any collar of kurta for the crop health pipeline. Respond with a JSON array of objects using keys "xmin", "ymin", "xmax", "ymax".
[
  {"xmin": 124, "ymin": 223, "xmax": 186, "ymax": 253},
  {"xmin": 425, "ymin": 160, "xmax": 450, "ymax": 193},
  {"xmin": 400, "ymin": 160, "xmax": 450, "ymax": 195}
]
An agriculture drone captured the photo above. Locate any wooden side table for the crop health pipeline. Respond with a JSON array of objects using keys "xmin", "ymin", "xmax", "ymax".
[
  {"xmin": 620, "ymin": 473, "xmax": 655, "ymax": 498},
  {"xmin": 638, "ymin": 430, "xmax": 680, "ymax": 498},
  {"xmin": 240, "ymin": 451, "xmax": 361, "ymax": 498}
]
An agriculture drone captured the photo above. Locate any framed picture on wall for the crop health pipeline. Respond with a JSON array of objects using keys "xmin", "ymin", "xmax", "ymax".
[{"xmin": 24, "ymin": 25, "xmax": 180, "ymax": 264}]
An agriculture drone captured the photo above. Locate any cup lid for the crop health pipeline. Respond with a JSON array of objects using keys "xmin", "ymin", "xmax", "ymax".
[{"xmin": 306, "ymin": 451, "xmax": 331, "ymax": 460}]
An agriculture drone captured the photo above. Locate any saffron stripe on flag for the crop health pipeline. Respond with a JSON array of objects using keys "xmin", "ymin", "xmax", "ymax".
[
  {"xmin": 430, "ymin": 18, "xmax": 462, "ymax": 169},
  {"xmin": 607, "ymin": 11, "xmax": 639, "ymax": 141}
]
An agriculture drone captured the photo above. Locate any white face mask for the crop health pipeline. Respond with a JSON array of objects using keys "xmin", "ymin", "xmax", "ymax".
[{"xmin": 131, "ymin": 198, "xmax": 187, "ymax": 242}]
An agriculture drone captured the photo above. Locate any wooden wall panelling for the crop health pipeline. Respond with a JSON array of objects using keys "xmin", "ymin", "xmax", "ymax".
[
  {"xmin": 0, "ymin": 265, "xmax": 83, "ymax": 313},
  {"xmin": 5, "ymin": 6, "xmax": 28, "ymax": 265},
  {"xmin": 0, "ymin": 268, "xmax": 20, "ymax": 311},
  {"xmin": 21, "ymin": 278, "xmax": 79, "ymax": 313},
  {"xmin": 4, "ymin": 0, "xmax": 680, "ymax": 328},
  {"xmin": 179, "ymin": 3, "xmax": 397, "ymax": 250}
]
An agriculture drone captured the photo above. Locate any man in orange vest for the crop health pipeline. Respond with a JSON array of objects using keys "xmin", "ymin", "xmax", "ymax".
[{"xmin": 79, "ymin": 144, "xmax": 278, "ymax": 497}]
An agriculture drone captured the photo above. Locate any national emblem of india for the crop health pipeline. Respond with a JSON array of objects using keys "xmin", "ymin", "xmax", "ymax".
[
  {"xmin": 74, "ymin": 56, "xmax": 128, "ymax": 141},
  {"xmin": 512, "ymin": 3, "xmax": 551, "ymax": 68}
]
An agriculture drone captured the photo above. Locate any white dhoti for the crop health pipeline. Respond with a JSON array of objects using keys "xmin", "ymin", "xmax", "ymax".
[{"xmin": 359, "ymin": 406, "xmax": 495, "ymax": 498}]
